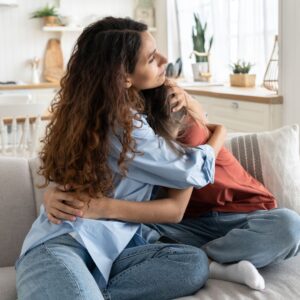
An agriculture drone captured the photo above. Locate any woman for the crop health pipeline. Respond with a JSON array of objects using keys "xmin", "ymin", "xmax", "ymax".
[
  {"xmin": 16, "ymin": 17, "xmax": 226, "ymax": 300},
  {"xmin": 46, "ymin": 81, "xmax": 300, "ymax": 291}
]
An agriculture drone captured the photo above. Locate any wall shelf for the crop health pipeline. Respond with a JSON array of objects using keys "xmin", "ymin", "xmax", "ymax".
[
  {"xmin": 43, "ymin": 26, "xmax": 157, "ymax": 33},
  {"xmin": 43, "ymin": 26, "xmax": 83, "ymax": 32},
  {"xmin": 0, "ymin": 0, "xmax": 18, "ymax": 6}
]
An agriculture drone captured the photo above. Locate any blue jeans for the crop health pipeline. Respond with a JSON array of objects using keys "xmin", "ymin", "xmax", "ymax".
[
  {"xmin": 16, "ymin": 234, "xmax": 208, "ymax": 300},
  {"xmin": 145, "ymin": 208, "xmax": 300, "ymax": 268}
]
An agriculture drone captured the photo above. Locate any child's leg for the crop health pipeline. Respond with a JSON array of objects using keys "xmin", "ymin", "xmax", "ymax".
[
  {"xmin": 209, "ymin": 260, "xmax": 265, "ymax": 290},
  {"xmin": 146, "ymin": 208, "xmax": 300, "ymax": 290}
]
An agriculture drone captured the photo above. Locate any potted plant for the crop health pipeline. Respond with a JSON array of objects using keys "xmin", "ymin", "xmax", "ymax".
[
  {"xmin": 191, "ymin": 13, "xmax": 213, "ymax": 81},
  {"xmin": 230, "ymin": 60, "xmax": 256, "ymax": 87},
  {"xmin": 31, "ymin": 4, "xmax": 59, "ymax": 27}
]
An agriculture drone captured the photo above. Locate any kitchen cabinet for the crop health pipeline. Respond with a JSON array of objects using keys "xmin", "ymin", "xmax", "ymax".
[{"xmin": 183, "ymin": 85, "xmax": 283, "ymax": 133}]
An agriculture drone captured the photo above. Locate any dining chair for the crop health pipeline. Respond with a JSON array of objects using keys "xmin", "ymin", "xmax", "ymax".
[{"xmin": 0, "ymin": 94, "xmax": 49, "ymax": 157}]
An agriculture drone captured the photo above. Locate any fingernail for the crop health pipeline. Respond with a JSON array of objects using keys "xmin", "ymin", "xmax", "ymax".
[{"xmin": 71, "ymin": 216, "xmax": 76, "ymax": 221}]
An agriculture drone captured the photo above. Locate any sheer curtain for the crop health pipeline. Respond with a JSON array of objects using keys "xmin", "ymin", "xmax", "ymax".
[{"xmin": 174, "ymin": 0, "xmax": 278, "ymax": 83}]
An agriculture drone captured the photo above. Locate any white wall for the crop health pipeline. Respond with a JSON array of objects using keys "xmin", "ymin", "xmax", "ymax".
[
  {"xmin": 279, "ymin": 0, "xmax": 300, "ymax": 128},
  {"xmin": 0, "ymin": 0, "xmax": 59, "ymax": 83},
  {"xmin": 0, "ymin": 0, "xmax": 168, "ymax": 83}
]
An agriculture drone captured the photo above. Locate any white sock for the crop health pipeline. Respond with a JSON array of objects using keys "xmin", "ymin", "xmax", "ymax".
[{"xmin": 209, "ymin": 260, "xmax": 265, "ymax": 290}]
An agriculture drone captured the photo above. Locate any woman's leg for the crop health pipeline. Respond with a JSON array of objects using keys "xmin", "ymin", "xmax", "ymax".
[
  {"xmin": 16, "ymin": 234, "xmax": 104, "ymax": 300},
  {"xmin": 105, "ymin": 243, "xmax": 209, "ymax": 300}
]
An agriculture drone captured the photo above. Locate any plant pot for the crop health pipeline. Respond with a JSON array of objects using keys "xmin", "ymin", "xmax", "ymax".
[
  {"xmin": 43, "ymin": 16, "xmax": 59, "ymax": 26},
  {"xmin": 192, "ymin": 62, "xmax": 210, "ymax": 82},
  {"xmin": 230, "ymin": 74, "xmax": 256, "ymax": 87}
]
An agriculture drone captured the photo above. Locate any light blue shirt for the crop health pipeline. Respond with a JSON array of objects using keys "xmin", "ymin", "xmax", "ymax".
[{"xmin": 18, "ymin": 114, "xmax": 215, "ymax": 288}]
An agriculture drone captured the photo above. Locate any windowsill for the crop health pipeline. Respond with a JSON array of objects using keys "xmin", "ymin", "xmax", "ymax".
[{"xmin": 178, "ymin": 82, "xmax": 282, "ymax": 104}]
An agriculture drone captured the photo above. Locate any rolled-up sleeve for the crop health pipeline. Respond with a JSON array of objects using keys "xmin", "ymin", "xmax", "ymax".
[{"xmin": 109, "ymin": 116, "xmax": 215, "ymax": 189}]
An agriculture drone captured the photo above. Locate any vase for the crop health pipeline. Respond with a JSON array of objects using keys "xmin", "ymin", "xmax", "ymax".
[
  {"xmin": 192, "ymin": 62, "xmax": 210, "ymax": 81},
  {"xmin": 230, "ymin": 74, "xmax": 256, "ymax": 87},
  {"xmin": 43, "ymin": 16, "xmax": 58, "ymax": 26}
]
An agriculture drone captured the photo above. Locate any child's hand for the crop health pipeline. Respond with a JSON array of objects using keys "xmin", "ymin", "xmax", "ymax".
[{"xmin": 44, "ymin": 185, "xmax": 85, "ymax": 224}]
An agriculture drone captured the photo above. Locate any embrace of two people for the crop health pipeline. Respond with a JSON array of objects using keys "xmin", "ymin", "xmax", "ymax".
[{"xmin": 16, "ymin": 17, "xmax": 300, "ymax": 300}]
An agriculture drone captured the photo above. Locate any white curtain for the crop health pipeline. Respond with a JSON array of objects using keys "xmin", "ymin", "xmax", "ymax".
[{"xmin": 174, "ymin": 0, "xmax": 278, "ymax": 83}]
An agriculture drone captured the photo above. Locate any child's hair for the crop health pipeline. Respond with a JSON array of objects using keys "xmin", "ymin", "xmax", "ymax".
[{"xmin": 141, "ymin": 80, "xmax": 192, "ymax": 154}]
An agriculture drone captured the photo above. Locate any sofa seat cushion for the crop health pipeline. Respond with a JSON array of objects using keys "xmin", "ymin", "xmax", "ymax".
[
  {"xmin": 0, "ymin": 266, "xmax": 16, "ymax": 300},
  {"xmin": 176, "ymin": 255, "xmax": 300, "ymax": 299}
]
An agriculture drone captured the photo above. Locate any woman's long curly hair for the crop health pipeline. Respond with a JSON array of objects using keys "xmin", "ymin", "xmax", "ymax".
[{"xmin": 39, "ymin": 17, "xmax": 147, "ymax": 198}]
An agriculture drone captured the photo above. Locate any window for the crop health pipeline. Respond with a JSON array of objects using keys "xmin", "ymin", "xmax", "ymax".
[{"xmin": 175, "ymin": 0, "xmax": 278, "ymax": 83}]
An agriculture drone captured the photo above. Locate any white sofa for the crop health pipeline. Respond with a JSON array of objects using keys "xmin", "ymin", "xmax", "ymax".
[{"xmin": 1, "ymin": 125, "xmax": 300, "ymax": 300}]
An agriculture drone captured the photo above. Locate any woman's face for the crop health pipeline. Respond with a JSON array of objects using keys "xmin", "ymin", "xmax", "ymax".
[{"xmin": 129, "ymin": 31, "xmax": 167, "ymax": 90}]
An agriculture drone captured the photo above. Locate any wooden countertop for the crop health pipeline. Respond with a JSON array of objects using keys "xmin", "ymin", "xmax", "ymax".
[
  {"xmin": 0, "ymin": 82, "xmax": 283, "ymax": 104},
  {"xmin": 181, "ymin": 84, "xmax": 283, "ymax": 104},
  {"xmin": 0, "ymin": 82, "xmax": 60, "ymax": 90}
]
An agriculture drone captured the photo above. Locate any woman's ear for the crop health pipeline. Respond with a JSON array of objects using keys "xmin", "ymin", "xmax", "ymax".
[{"xmin": 124, "ymin": 77, "xmax": 132, "ymax": 88}]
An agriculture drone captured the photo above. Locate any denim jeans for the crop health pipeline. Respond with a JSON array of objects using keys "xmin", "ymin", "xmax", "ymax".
[
  {"xmin": 145, "ymin": 208, "xmax": 300, "ymax": 268},
  {"xmin": 16, "ymin": 234, "xmax": 209, "ymax": 300}
]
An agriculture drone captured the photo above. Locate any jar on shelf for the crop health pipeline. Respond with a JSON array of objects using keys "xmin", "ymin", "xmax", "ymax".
[{"xmin": 135, "ymin": 0, "xmax": 155, "ymax": 28}]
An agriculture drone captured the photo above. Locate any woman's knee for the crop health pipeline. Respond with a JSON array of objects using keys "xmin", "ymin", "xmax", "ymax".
[
  {"xmin": 164, "ymin": 245, "xmax": 209, "ymax": 292},
  {"xmin": 16, "ymin": 243, "xmax": 102, "ymax": 300},
  {"xmin": 187, "ymin": 247, "xmax": 209, "ymax": 290}
]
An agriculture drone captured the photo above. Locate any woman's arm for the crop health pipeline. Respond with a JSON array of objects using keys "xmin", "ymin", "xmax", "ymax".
[
  {"xmin": 44, "ymin": 185, "xmax": 193, "ymax": 224},
  {"xmin": 45, "ymin": 121, "xmax": 225, "ymax": 224}
]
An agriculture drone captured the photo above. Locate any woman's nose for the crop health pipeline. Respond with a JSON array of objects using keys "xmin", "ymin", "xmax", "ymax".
[{"xmin": 159, "ymin": 54, "xmax": 168, "ymax": 66}]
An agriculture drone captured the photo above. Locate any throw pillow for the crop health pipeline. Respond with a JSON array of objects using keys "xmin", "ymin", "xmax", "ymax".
[{"xmin": 225, "ymin": 124, "xmax": 300, "ymax": 214}]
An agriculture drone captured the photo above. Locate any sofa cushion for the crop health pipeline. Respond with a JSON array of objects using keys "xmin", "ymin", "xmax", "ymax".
[
  {"xmin": 0, "ymin": 266, "xmax": 17, "ymax": 300},
  {"xmin": 225, "ymin": 124, "xmax": 300, "ymax": 214},
  {"xmin": 0, "ymin": 157, "xmax": 36, "ymax": 267},
  {"xmin": 176, "ymin": 254, "xmax": 300, "ymax": 300},
  {"xmin": 28, "ymin": 157, "xmax": 58, "ymax": 216}
]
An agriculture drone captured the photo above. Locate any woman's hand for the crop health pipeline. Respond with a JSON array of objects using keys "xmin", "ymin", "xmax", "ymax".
[{"xmin": 44, "ymin": 186, "xmax": 85, "ymax": 224}]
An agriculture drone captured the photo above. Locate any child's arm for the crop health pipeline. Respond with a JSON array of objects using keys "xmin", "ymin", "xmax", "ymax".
[
  {"xmin": 44, "ymin": 124, "xmax": 225, "ymax": 224},
  {"xmin": 44, "ymin": 185, "xmax": 193, "ymax": 224}
]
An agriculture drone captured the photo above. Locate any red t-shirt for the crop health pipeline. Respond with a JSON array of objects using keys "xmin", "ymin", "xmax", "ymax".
[{"xmin": 181, "ymin": 120, "xmax": 277, "ymax": 218}]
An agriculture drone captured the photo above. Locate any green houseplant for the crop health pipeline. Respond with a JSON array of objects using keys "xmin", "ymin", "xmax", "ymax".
[
  {"xmin": 230, "ymin": 60, "xmax": 256, "ymax": 87},
  {"xmin": 31, "ymin": 4, "xmax": 60, "ymax": 26},
  {"xmin": 191, "ymin": 13, "xmax": 213, "ymax": 81}
]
